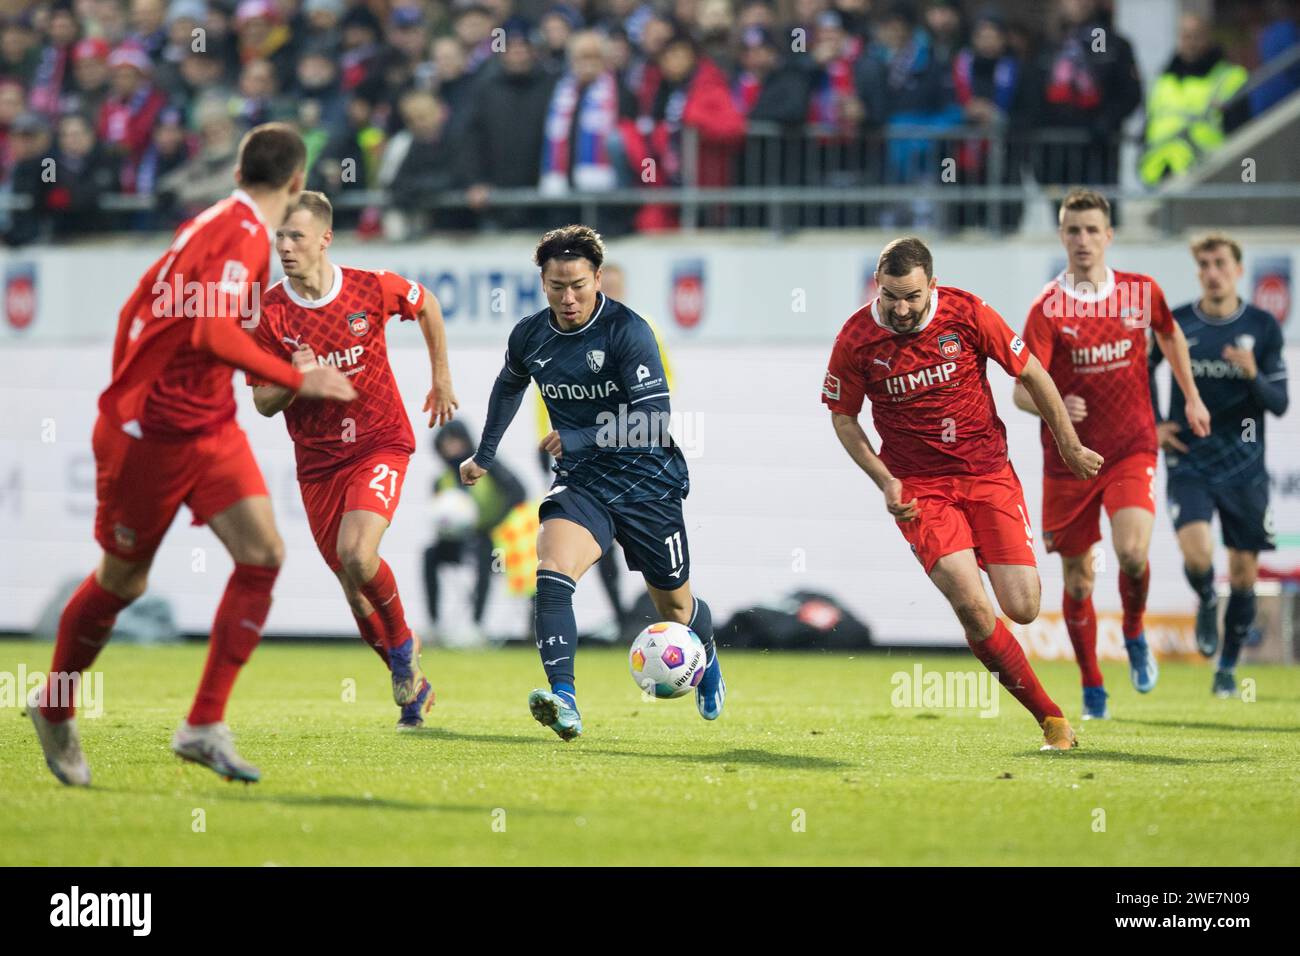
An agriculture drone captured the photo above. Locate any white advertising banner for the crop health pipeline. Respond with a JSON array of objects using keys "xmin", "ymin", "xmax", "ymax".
[
  {"xmin": 3, "ymin": 342, "xmax": 1298, "ymax": 647},
  {"xmin": 2, "ymin": 235, "xmax": 1296, "ymax": 345}
]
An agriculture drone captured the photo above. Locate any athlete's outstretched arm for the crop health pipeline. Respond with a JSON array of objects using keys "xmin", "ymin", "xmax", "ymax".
[
  {"xmin": 1147, "ymin": 337, "xmax": 1189, "ymax": 452},
  {"xmin": 463, "ymin": 364, "xmax": 530, "ymax": 484},
  {"xmin": 417, "ymin": 291, "xmax": 459, "ymax": 427},
  {"xmin": 252, "ymin": 384, "xmax": 293, "ymax": 416},
  {"xmin": 1153, "ymin": 322, "xmax": 1211, "ymax": 437},
  {"xmin": 252, "ymin": 345, "xmax": 320, "ymax": 415},
  {"xmin": 196, "ymin": 316, "xmax": 356, "ymax": 402},
  {"xmin": 829, "ymin": 411, "xmax": 917, "ymax": 520},
  {"xmin": 1011, "ymin": 378, "xmax": 1041, "ymax": 416},
  {"xmin": 1017, "ymin": 356, "xmax": 1103, "ymax": 479}
]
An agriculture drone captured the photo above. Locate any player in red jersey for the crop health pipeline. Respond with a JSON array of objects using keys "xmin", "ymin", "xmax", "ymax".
[
  {"xmin": 823, "ymin": 237, "xmax": 1102, "ymax": 751},
  {"xmin": 28, "ymin": 124, "xmax": 357, "ymax": 787},
  {"xmin": 1014, "ymin": 189, "xmax": 1211, "ymax": 718},
  {"xmin": 247, "ymin": 191, "xmax": 459, "ymax": 730}
]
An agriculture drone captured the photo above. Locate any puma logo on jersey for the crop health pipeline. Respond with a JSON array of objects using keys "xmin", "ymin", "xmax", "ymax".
[
  {"xmin": 1062, "ymin": 326, "xmax": 1079, "ymax": 338},
  {"xmin": 873, "ymin": 357, "xmax": 893, "ymax": 370}
]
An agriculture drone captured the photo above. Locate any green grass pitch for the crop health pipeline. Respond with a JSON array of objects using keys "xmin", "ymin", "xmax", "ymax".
[{"xmin": 2, "ymin": 639, "xmax": 1297, "ymax": 866}]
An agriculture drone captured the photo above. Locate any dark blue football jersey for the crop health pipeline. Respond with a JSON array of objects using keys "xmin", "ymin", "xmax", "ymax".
[
  {"xmin": 500, "ymin": 293, "xmax": 689, "ymax": 503},
  {"xmin": 1151, "ymin": 301, "xmax": 1288, "ymax": 482}
]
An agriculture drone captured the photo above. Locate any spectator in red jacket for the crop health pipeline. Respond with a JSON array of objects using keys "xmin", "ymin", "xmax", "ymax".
[
  {"xmin": 624, "ymin": 29, "xmax": 745, "ymax": 230},
  {"xmin": 96, "ymin": 43, "xmax": 167, "ymax": 174}
]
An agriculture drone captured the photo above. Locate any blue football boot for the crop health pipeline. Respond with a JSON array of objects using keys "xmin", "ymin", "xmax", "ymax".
[
  {"xmin": 695, "ymin": 648, "xmax": 726, "ymax": 721},
  {"xmin": 396, "ymin": 677, "xmax": 435, "ymax": 731},
  {"xmin": 1082, "ymin": 685, "xmax": 1109, "ymax": 720},
  {"xmin": 1124, "ymin": 633, "xmax": 1159, "ymax": 693},
  {"xmin": 528, "ymin": 688, "xmax": 583, "ymax": 741}
]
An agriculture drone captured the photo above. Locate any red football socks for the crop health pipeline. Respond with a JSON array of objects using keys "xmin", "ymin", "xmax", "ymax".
[
  {"xmin": 359, "ymin": 559, "xmax": 413, "ymax": 649},
  {"xmin": 354, "ymin": 610, "xmax": 390, "ymax": 666},
  {"xmin": 40, "ymin": 572, "xmax": 130, "ymax": 722},
  {"xmin": 1062, "ymin": 591, "xmax": 1104, "ymax": 688},
  {"xmin": 1119, "ymin": 564, "xmax": 1150, "ymax": 640},
  {"xmin": 967, "ymin": 619, "xmax": 1063, "ymax": 723},
  {"xmin": 188, "ymin": 563, "xmax": 278, "ymax": 726}
]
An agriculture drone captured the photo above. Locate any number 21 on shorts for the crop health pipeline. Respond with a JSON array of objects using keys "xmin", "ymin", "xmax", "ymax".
[{"xmin": 369, "ymin": 462, "xmax": 401, "ymax": 509}]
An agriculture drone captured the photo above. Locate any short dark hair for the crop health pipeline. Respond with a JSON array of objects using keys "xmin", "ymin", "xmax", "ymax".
[
  {"xmin": 1059, "ymin": 187, "xmax": 1111, "ymax": 224},
  {"xmin": 877, "ymin": 236, "xmax": 933, "ymax": 281},
  {"xmin": 534, "ymin": 224, "xmax": 605, "ymax": 272},
  {"xmin": 236, "ymin": 122, "xmax": 306, "ymax": 190}
]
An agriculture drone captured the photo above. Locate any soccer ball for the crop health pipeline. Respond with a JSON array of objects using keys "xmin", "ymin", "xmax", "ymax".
[
  {"xmin": 628, "ymin": 622, "xmax": 707, "ymax": 699},
  {"xmin": 429, "ymin": 488, "xmax": 478, "ymax": 538}
]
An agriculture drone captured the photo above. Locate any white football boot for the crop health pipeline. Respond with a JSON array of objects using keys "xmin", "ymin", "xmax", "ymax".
[
  {"xmin": 171, "ymin": 721, "xmax": 261, "ymax": 783},
  {"xmin": 26, "ymin": 687, "xmax": 92, "ymax": 787}
]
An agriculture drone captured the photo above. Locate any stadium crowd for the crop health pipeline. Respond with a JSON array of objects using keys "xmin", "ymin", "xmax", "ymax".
[{"xmin": 0, "ymin": 0, "xmax": 1295, "ymax": 241}]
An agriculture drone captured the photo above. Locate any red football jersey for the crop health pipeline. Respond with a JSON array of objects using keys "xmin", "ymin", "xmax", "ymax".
[
  {"xmin": 1022, "ymin": 268, "xmax": 1174, "ymax": 479},
  {"xmin": 99, "ymin": 190, "xmax": 276, "ymax": 439},
  {"xmin": 248, "ymin": 264, "xmax": 425, "ymax": 482},
  {"xmin": 822, "ymin": 286, "xmax": 1030, "ymax": 478}
]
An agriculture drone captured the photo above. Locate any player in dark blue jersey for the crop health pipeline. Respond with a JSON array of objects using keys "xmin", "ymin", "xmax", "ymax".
[
  {"xmin": 460, "ymin": 225, "xmax": 724, "ymax": 738},
  {"xmin": 1150, "ymin": 234, "xmax": 1289, "ymax": 697}
]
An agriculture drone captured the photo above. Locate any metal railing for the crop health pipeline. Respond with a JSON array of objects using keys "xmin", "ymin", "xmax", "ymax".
[{"xmin": 3, "ymin": 124, "xmax": 1298, "ymax": 240}]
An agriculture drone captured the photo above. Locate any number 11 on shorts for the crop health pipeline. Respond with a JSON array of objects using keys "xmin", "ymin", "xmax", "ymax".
[{"xmin": 664, "ymin": 531, "xmax": 684, "ymax": 568}]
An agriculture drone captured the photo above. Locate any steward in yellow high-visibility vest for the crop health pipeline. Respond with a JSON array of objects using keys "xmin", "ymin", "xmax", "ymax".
[{"xmin": 1141, "ymin": 24, "xmax": 1248, "ymax": 185}]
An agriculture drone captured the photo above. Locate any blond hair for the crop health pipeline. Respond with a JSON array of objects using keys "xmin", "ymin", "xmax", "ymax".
[{"xmin": 1189, "ymin": 231, "xmax": 1242, "ymax": 263}]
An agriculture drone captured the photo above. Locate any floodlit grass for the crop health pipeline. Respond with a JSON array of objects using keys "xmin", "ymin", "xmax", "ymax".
[{"xmin": 2, "ymin": 640, "xmax": 1296, "ymax": 865}]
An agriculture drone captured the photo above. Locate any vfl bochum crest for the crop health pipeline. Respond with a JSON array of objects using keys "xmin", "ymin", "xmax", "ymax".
[{"xmin": 586, "ymin": 349, "xmax": 605, "ymax": 373}]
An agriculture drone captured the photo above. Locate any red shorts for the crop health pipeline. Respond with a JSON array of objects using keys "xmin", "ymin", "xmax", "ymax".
[
  {"xmin": 1042, "ymin": 453, "xmax": 1157, "ymax": 557},
  {"xmin": 299, "ymin": 447, "xmax": 410, "ymax": 571},
  {"xmin": 93, "ymin": 415, "xmax": 268, "ymax": 560},
  {"xmin": 896, "ymin": 462, "xmax": 1036, "ymax": 574}
]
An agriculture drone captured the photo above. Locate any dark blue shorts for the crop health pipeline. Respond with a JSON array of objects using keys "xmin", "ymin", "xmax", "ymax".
[
  {"xmin": 538, "ymin": 483, "xmax": 690, "ymax": 591},
  {"xmin": 1167, "ymin": 471, "xmax": 1274, "ymax": 552}
]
